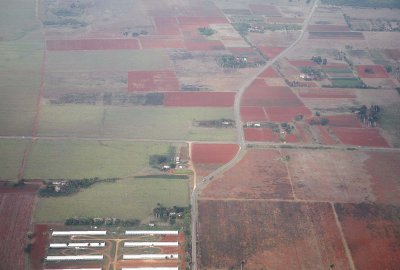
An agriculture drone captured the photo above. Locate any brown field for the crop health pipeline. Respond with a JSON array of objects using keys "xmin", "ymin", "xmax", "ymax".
[
  {"xmin": 198, "ymin": 200, "xmax": 351, "ymax": 269},
  {"xmin": 335, "ymin": 203, "xmax": 400, "ymax": 270},
  {"xmin": 308, "ymin": 31, "xmax": 365, "ymax": 40},
  {"xmin": 128, "ymin": 70, "xmax": 179, "ymax": 92},
  {"xmin": 201, "ymin": 149, "xmax": 293, "ymax": 200},
  {"xmin": 0, "ymin": 186, "xmax": 38, "ymax": 270}
]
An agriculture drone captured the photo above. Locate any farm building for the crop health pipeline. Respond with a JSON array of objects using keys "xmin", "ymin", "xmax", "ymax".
[
  {"xmin": 125, "ymin": 230, "xmax": 178, "ymax": 235},
  {"xmin": 45, "ymin": 255, "xmax": 103, "ymax": 261},
  {"xmin": 124, "ymin": 242, "xmax": 178, "ymax": 247},
  {"xmin": 52, "ymin": 231, "xmax": 107, "ymax": 236},
  {"xmin": 122, "ymin": 268, "xmax": 179, "ymax": 270},
  {"xmin": 49, "ymin": 242, "xmax": 105, "ymax": 248},
  {"xmin": 122, "ymin": 254, "xmax": 178, "ymax": 260}
]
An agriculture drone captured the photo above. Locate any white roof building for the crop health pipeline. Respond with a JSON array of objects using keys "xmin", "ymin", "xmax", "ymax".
[
  {"xmin": 50, "ymin": 242, "xmax": 105, "ymax": 248},
  {"xmin": 52, "ymin": 231, "xmax": 107, "ymax": 236},
  {"xmin": 45, "ymin": 255, "xmax": 103, "ymax": 261}
]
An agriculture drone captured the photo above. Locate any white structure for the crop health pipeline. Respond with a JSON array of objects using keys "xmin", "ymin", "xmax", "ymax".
[
  {"xmin": 52, "ymin": 231, "xmax": 106, "ymax": 236},
  {"xmin": 50, "ymin": 242, "xmax": 105, "ymax": 248},
  {"xmin": 122, "ymin": 268, "xmax": 178, "ymax": 270},
  {"xmin": 123, "ymin": 254, "xmax": 178, "ymax": 260},
  {"xmin": 124, "ymin": 242, "xmax": 178, "ymax": 247},
  {"xmin": 46, "ymin": 268, "xmax": 102, "ymax": 270},
  {"xmin": 125, "ymin": 230, "xmax": 178, "ymax": 235},
  {"xmin": 46, "ymin": 255, "xmax": 103, "ymax": 261}
]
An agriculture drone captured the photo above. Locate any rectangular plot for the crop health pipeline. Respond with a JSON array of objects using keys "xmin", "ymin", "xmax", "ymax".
[
  {"xmin": 309, "ymin": 31, "xmax": 364, "ymax": 40},
  {"xmin": 332, "ymin": 127, "xmax": 389, "ymax": 147},
  {"xmin": 240, "ymin": 106, "xmax": 268, "ymax": 121},
  {"xmin": 47, "ymin": 39, "xmax": 140, "ymax": 51},
  {"xmin": 128, "ymin": 70, "xmax": 179, "ymax": 92}
]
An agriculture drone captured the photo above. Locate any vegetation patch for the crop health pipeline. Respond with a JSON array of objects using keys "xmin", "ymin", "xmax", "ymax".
[
  {"xmin": 198, "ymin": 27, "xmax": 216, "ymax": 36},
  {"xmin": 380, "ymin": 104, "xmax": 400, "ymax": 147},
  {"xmin": 193, "ymin": 118, "xmax": 235, "ymax": 128},
  {"xmin": 330, "ymin": 78, "xmax": 366, "ymax": 88}
]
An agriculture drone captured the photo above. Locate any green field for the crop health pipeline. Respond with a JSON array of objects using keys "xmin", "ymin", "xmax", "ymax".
[
  {"xmin": 322, "ymin": 0, "xmax": 400, "ymax": 8},
  {"xmin": 37, "ymin": 105, "xmax": 237, "ymax": 141},
  {"xmin": 380, "ymin": 103, "xmax": 400, "ymax": 147},
  {"xmin": 34, "ymin": 177, "xmax": 190, "ymax": 222},
  {"xmin": 323, "ymin": 67, "xmax": 353, "ymax": 73},
  {"xmin": 46, "ymin": 49, "xmax": 171, "ymax": 72},
  {"xmin": 0, "ymin": 139, "xmax": 29, "ymax": 180},
  {"xmin": 330, "ymin": 78, "xmax": 365, "ymax": 88},
  {"xmin": 24, "ymin": 140, "xmax": 170, "ymax": 179}
]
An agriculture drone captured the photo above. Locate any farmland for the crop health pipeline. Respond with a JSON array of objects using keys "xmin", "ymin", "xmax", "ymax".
[
  {"xmin": 34, "ymin": 177, "xmax": 190, "ymax": 222},
  {"xmin": 1, "ymin": 0, "xmax": 400, "ymax": 269}
]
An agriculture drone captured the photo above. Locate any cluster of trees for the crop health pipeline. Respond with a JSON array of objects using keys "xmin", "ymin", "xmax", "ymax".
[
  {"xmin": 355, "ymin": 105, "xmax": 381, "ymax": 126},
  {"xmin": 310, "ymin": 112, "xmax": 330, "ymax": 126},
  {"xmin": 281, "ymin": 122, "xmax": 295, "ymax": 134},
  {"xmin": 198, "ymin": 27, "xmax": 216, "ymax": 36},
  {"xmin": 65, "ymin": 217, "xmax": 140, "ymax": 226},
  {"xmin": 300, "ymin": 67, "xmax": 325, "ymax": 81},
  {"xmin": 311, "ymin": 56, "xmax": 328, "ymax": 65},
  {"xmin": 217, "ymin": 55, "xmax": 248, "ymax": 68},
  {"xmin": 149, "ymin": 146, "xmax": 176, "ymax": 169},
  {"xmin": 39, "ymin": 178, "xmax": 117, "ymax": 197},
  {"xmin": 194, "ymin": 118, "xmax": 235, "ymax": 128}
]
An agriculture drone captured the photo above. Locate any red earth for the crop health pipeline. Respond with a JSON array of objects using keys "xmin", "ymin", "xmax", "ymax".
[
  {"xmin": 244, "ymin": 128, "xmax": 280, "ymax": 142},
  {"xmin": 0, "ymin": 188, "xmax": 37, "ymax": 270},
  {"xmin": 295, "ymin": 123, "xmax": 312, "ymax": 143},
  {"xmin": 184, "ymin": 39, "xmax": 225, "ymax": 51},
  {"xmin": 364, "ymin": 152, "xmax": 400, "ymax": 204},
  {"xmin": 264, "ymin": 106, "xmax": 312, "ymax": 122},
  {"xmin": 335, "ymin": 203, "xmax": 400, "ymax": 270},
  {"xmin": 198, "ymin": 200, "xmax": 351, "ymax": 269},
  {"xmin": 191, "ymin": 143, "xmax": 239, "ymax": 164},
  {"xmin": 139, "ymin": 37, "xmax": 185, "ymax": 49},
  {"xmin": 258, "ymin": 66, "xmax": 280, "ymax": 78},
  {"xmin": 308, "ymin": 25, "xmax": 350, "ymax": 32},
  {"xmin": 308, "ymin": 31, "xmax": 365, "ymax": 40},
  {"xmin": 356, "ymin": 65, "xmax": 389, "ymax": 78},
  {"xmin": 316, "ymin": 126, "xmax": 337, "ymax": 145},
  {"xmin": 240, "ymin": 106, "xmax": 268, "ymax": 121},
  {"xmin": 298, "ymin": 88, "xmax": 356, "ymax": 99},
  {"xmin": 177, "ymin": 16, "xmax": 227, "ymax": 25},
  {"xmin": 257, "ymin": 46, "xmax": 285, "ymax": 59},
  {"xmin": 46, "ymin": 39, "xmax": 140, "ymax": 51},
  {"xmin": 128, "ymin": 70, "xmax": 179, "ymax": 92},
  {"xmin": 154, "ymin": 17, "xmax": 181, "ymax": 35},
  {"xmin": 30, "ymin": 224, "xmax": 49, "ymax": 270},
  {"xmin": 201, "ymin": 149, "xmax": 293, "ymax": 199},
  {"xmin": 249, "ymin": 4, "xmax": 282, "ymax": 16},
  {"xmin": 331, "ymin": 127, "xmax": 389, "ymax": 147},
  {"xmin": 289, "ymin": 60, "xmax": 318, "ymax": 67},
  {"xmin": 324, "ymin": 114, "xmax": 362, "ymax": 128},
  {"xmin": 163, "ymin": 92, "xmax": 235, "ymax": 107}
]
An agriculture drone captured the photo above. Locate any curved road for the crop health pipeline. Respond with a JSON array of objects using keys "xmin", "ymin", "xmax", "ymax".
[{"xmin": 190, "ymin": 1, "xmax": 320, "ymax": 269}]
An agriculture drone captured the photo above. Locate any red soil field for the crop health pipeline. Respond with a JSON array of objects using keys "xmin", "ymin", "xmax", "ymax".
[
  {"xmin": 128, "ymin": 70, "xmax": 179, "ymax": 92},
  {"xmin": 177, "ymin": 16, "xmax": 227, "ymax": 25},
  {"xmin": 47, "ymin": 39, "xmax": 140, "ymax": 51},
  {"xmin": 240, "ymin": 106, "xmax": 268, "ymax": 121},
  {"xmin": 284, "ymin": 133, "xmax": 299, "ymax": 143},
  {"xmin": 258, "ymin": 66, "xmax": 280, "ymax": 78},
  {"xmin": 163, "ymin": 92, "xmax": 235, "ymax": 107},
  {"xmin": 308, "ymin": 25, "xmax": 350, "ymax": 32},
  {"xmin": 282, "ymin": 149, "xmax": 388, "ymax": 203},
  {"xmin": 191, "ymin": 143, "xmax": 239, "ymax": 164},
  {"xmin": 264, "ymin": 106, "xmax": 312, "ymax": 122},
  {"xmin": 198, "ymin": 200, "xmax": 351, "ymax": 269},
  {"xmin": 356, "ymin": 65, "xmax": 389, "ymax": 78},
  {"xmin": 335, "ymin": 203, "xmax": 400, "ymax": 270},
  {"xmin": 384, "ymin": 49, "xmax": 400, "ymax": 61},
  {"xmin": 258, "ymin": 46, "xmax": 285, "ymax": 59},
  {"xmin": 308, "ymin": 31, "xmax": 365, "ymax": 40},
  {"xmin": 295, "ymin": 123, "xmax": 312, "ymax": 143},
  {"xmin": 316, "ymin": 126, "xmax": 336, "ymax": 145},
  {"xmin": 31, "ymin": 224, "xmax": 49, "ymax": 270},
  {"xmin": 364, "ymin": 152, "xmax": 400, "ymax": 204},
  {"xmin": 242, "ymin": 80, "xmax": 304, "ymax": 107},
  {"xmin": 0, "ymin": 189, "xmax": 36, "ymax": 270},
  {"xmin": 244, "ymin": 128, "xmax": 280, "ymax": 142},
  {"xmin": 117, "ymin": 260, "xmax": 178, "ymax": 268},
  {"xmin": 184, "ymin": 39, "xmax": 225, "ymax": 51},
  {"xmin": 324, "ymin": 114, "xmax": 362, "ymax": 128},
  {"xmin": 332, "ymin": 127, "xmax": 389, "ymax": 147},
  {"xmin": 139, "ymin": 37, "xmax": 185, "ymax": 49},
  {"xmin": 249, "ymin": 4, "xmax": 282, "ymax": 16},
  {"xmin": 298, "ymin": 88, "xmax": 356, "ymax": 99},
  {"xmin": 201, "ymin": 149, "xmax": 293, "ymax": 199},
  {"xmin": 154, "ymin": 17, "xmax": 181, "ymax": 35},
  {"xmin": 289, "ymin": 60, "xmax": 318, "ymax": 67}
]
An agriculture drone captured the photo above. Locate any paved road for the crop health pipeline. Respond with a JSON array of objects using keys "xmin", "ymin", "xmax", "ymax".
[{"xmin": 190, "ymin": 1, "xmax": 320, "ymax": 269}]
